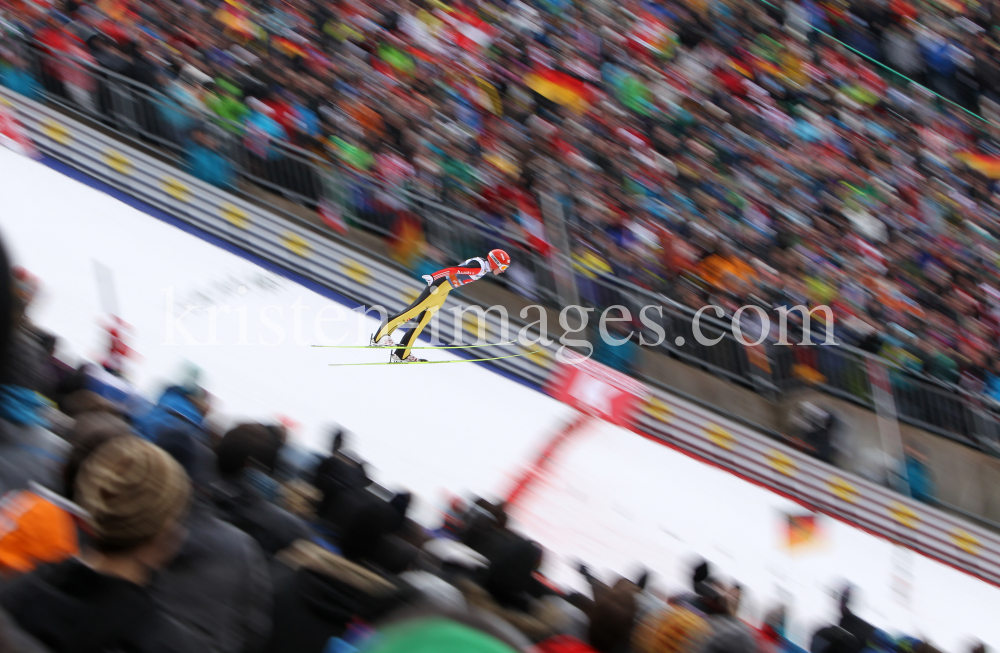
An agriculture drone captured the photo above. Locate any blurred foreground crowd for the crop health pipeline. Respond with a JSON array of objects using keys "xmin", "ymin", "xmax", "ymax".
[{"xmin": 0, "ymin": 236, "xmax": 987, "ymax": 651}]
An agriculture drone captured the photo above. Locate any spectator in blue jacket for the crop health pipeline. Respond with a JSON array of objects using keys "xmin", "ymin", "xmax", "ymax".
[
  {"xmin": 133, "ymin": 384, "xmax": 208, "ymax": 443},
  {"xmin": 185, "ymin": 125, "xmax": 235, "ymax": 189},
  {"xmin": 904, "ymin": 443, "xmax": 936, "ymax": 504},
  {"xmin": 245, "ymin": 97, "xmax": 287, "ymax": 161},
  {"xmin": 0, "ymin": 53, "xmax": 43, "ymax": 102},
  {"xmin": 592, "ymin": 318, "xmax": 640, "ymax": 375}
]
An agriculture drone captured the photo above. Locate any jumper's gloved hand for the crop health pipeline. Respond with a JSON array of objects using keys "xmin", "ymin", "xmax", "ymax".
[{"xmin": 422, "ymin": 274, "xmax": 434, "ymax": 285}]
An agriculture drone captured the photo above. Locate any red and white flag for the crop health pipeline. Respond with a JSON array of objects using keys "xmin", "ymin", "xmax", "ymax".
[
  {"xmin": 517, "ymin": 194, "xmax": 551, "ymax": 256},
  {"xmin": 0, "ymin": 105, "xmax": 39, "ymax": 160},
  {"xmin": 319, "ymin": 197, "xmax": 348, "ymax": 235}
]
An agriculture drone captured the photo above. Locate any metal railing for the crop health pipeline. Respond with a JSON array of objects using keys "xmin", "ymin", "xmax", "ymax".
[
  {"xmin": 7, "ymin": 35, "xmax": 1000, "ymax": 456},
  {"xmin": 8, "ymin": 37, "xmax": 565, "ymax": 308},
  {"xmin": 576, "ymin": 269, "xmax": 1000, "ymax": 452}
]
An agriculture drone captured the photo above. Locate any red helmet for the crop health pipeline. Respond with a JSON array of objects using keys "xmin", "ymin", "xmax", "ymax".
[{"xmin": 488, "ymin": 249, "xmax": 511, "ymax": 272}]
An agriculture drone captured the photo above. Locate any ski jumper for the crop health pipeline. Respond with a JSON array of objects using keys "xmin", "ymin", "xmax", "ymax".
[{"xmin": 374, "ymin": 257, "xmax": 491, "ymax": 359}]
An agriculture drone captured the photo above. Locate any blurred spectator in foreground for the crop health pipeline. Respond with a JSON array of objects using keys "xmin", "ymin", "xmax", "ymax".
[
  {"xmin": 151, "ymin": 427, "xmax": 274, "ymax": 653},
  {"xmin": 0, "ymin": 264, "xmax": 65, "ymax": 495},
  {"xmin": 264, "ymin": 500, "xmax": 417, "ymax": 653},
  {"xmin": 632, "ymin": 604, "xmax": 711, "ymax": 653},
  {"xmin": 360, "ymin": 612, "xmax": 529, "ymax": 653},
  {"xmin": 133, "ymin": 381, "xmax": 209, "ymax": 444},
  {"xmin": 313, "ymin": 427, "xmax": 371, "ymax": 534},
  {"xmin": 0, "ymin": 408, "xmax": 133, "ymax": 578},
  {"xmin": 209, "ymin": 422, "xmax": 311, "ymax": 556},
  {"xmin": 690, "ymin": 563, "xmax": 758, "ymax": 653},
  {"xmin": 0, "ymin": 437, "xmax": 199, "ymax": 651}
]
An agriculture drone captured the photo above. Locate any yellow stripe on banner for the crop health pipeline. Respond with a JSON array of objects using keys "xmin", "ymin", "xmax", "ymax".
[
  {"xmin": 220, "ymin": 203, "xmax": 251, "ymax": 229},
  {"xmin": 827, "ymin": 476, "xmax": 859, "ymax": 503},
  {"xmin": 525, "ymin": 345, "xmax": 552, "ymax": 369},
  {"xmin": 103, "ymin": 150, "xmax": 132, "ymax": 175},
  {"xmin": 766, "ymin": 449, "xmax": 797, "ymax": 477},
  {"xmin": 161, "ymin": 177, "xmax": 191, "ymax": 202},
  {"xmin": 463, "ymin": 312, "xmax": 488, "ymax": 341},
  {"xmin": 283, "ymin": 232, "xmax": 311, "ymax": 258},
  {"xmin": 400, "ymin": 287, "xmax": 421, "ymax": 306},
  {"xmin": 951, "ymin": 529, "xmax": 982, "ymax": 556},
  {"xmin": 888, "ymin": 502, "xmax": 920, "ymax": 530},
  {"xmin": 645, "ymin": 397, "xmax": 674, "ymax": 423},
  {"xmin": 42, "ymin": 119, "xmax": 71, "ymax": 145},
  {"xmin": 342, "ymin": 259, "xmax": 370, "ymax": 284},
  {"xmin": 704, "ymin": 423, "xmax": 736, "ymax": 451}
]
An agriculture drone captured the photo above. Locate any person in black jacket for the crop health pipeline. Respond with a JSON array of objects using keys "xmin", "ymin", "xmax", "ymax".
[
  {"xmin": 263, "ymin": 500, "xmax": 417, "ymax": 653},
  {"xmin": 313, "ymin": 428, "xmax": 371, "ymax": 532},
  {"xmin": 208, "ymin": 423, "xmax": 312, "ymax": 557},
  {"xmin": 151, "ymin": 428, "xmax": 274, "ymax": 653},
  {"xmin": 0, "ymin": 437, "xmax": 201, "ymax": 653}
]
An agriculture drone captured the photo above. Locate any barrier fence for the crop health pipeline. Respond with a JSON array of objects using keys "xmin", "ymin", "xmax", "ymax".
[
  {"xmin": 6, "ymin": 38, "xmax": 1000, "ymax": 457},
  {"xmin": 575, "ymin": 270, "xmax": 1000, "ymax": 454},
  {"xmin": 11, "ymin": 39, "xmax": 563, "ymax": 306}
]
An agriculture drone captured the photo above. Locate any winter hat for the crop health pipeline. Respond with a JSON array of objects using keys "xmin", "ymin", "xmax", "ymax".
[
  {"xmin": 632, "ymin": 607, "xmax": 711, "ymax": 653},
  {"xmin": 75, "ymin": 437, "xmax": 191, "ymax": 549},
  {"xmin": 361, "ymin": 618, "xmax": 519, "ymax": 653}
]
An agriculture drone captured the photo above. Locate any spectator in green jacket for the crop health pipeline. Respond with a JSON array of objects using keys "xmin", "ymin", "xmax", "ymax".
[{"xmin": 205, "ymin": 80, "xmax": 249, "ymax": 134}]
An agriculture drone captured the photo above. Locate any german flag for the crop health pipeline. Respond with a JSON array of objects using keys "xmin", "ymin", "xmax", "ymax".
[
  {"xmin": 390, "ymin": 212, "xmax": 425, "ymax": 269},
  {"xmin": 727, "ymin": 57, "xmax": 753, "ymax": 78},
  {"xmin": 955, "ymin": 152, "xmax": 1000, "ymax": 178},
  {"xmin": 524, "ymin": 69, "xmax": 593, "ymax": 114},
  {"xmin": 273, "ymin": 37, "xmax": 306, "ymax": 59}
]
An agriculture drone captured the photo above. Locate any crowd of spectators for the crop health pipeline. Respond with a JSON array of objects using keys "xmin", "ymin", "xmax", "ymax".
[
  {"xmin": 8, "ymin": 0, "xmax": 1000, "ymax": 408},
  {"xmin": 0, "ymin": 231, "xmax": 984, "ymax": 653}
]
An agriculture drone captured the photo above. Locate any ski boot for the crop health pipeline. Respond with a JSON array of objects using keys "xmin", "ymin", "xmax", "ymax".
[
  {"xmin": 370, "ymin": 335, "xmax": 396, "ymax": 348},
  {"xmin": 390, "ymin": 353, "xmax": 427, "ymax": 363}
]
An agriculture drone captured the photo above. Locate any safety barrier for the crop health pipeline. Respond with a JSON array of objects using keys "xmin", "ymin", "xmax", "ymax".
[
  {"xmin": 578, "ymin": 270, "xmax": 1000, "ymax": 452},
  {"xmin": 635, "ymin": 387, "xmax": 1000, "ymax": 587},
  {"xmin": 10, "ymin": 40, "xmax": 563, "ymax": 309},
  {"xmin": 5, "ymin": 85, "xmax": 1000, "ymax": 585}
]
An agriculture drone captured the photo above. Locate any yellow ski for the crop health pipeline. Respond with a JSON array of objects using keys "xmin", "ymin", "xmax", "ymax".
[
  {"xmin": 328, "ymin": 350, "xmax": 540, "ymax": 367},
  {"xmin": 314, "ymin": 340, "xmax": 519, "ymax": 350}
]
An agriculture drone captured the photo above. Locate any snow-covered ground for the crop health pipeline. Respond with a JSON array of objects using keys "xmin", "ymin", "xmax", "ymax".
[{"xmin": 1, "ymin": 146, "xmax": 996, "ymax": 651}]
